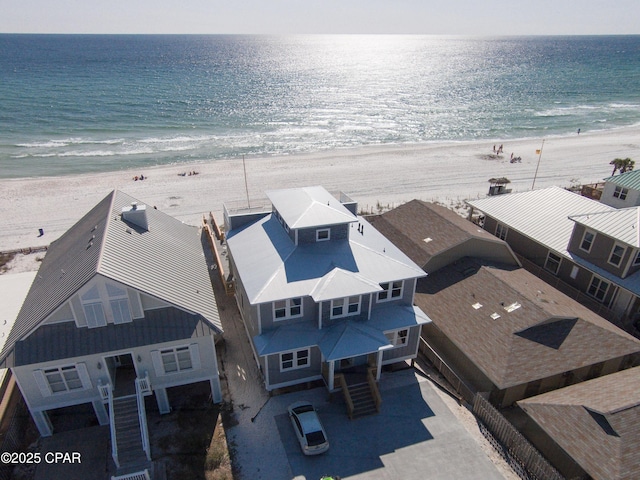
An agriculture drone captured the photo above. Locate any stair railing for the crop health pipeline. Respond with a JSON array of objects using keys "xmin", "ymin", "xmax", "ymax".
[
  {"xmin": 135, "ymin": 374, "xmax": 151, "ymax": 461},
  {"xmin": 103, "ymin": 383, "xmax": 119, "ymax": 468},
  {"xmin": 335, "ymin": 373, "xmax": 354, "ymax": 419}
]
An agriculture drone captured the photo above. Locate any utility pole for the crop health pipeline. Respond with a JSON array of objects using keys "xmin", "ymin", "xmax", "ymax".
[{"xmin": 532, "ymin": 139, "xmax": 545, "ymax": 190}]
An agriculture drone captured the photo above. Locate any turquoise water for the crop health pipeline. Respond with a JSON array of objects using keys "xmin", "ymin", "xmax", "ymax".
[{"xmin": 1, "ymin": 34, "xmax": 639, "ymax": 178}]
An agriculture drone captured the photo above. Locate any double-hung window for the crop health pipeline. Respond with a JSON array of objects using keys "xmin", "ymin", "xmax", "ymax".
[
  {"xmin": 613, "ymin": 186, "xmax": 628, "ymax": 200},
  {"xmin": 588, "ymin": 276, "xmax": 610, "ymax": 302},
  {"xmin": 274, "ymin": 298, "xmax": 303, "ymax": 320},
  {"xmin": 608, "ymin": 244, "xmax": 626, "ymax": 267},
  {"xmin": 330, "ymin": 296, "xmax": 361, "ymax": 318},
  {"xmin": 580, "ymin": 230, "xmax": 595, "ymax": 252},
  {"xmin": 378, "ymin": 281, "xmax": 403, "ymax": 302},
  {"xmin": 280, "ymin": 348, "xmax": 310, "ymax": 371},
  {"xmin": 152, "ymin": 344, "xmax": 201, "ymax": 375},
  {"xmin": 34, "ymin": 363, "xmax": 91, "ymax": 397},
  {"xmin": 544, "ymin": 252, "xmax": 562, "ymax": 275},
  {"xmin": 495, "ymin": 223, "xmax": 508, "ymax": 240},
  {"xmin": 385, "ymin": 329, "xmax": 409, "ymax": 347}
]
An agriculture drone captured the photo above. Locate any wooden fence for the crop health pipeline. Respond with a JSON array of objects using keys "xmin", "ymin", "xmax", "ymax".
[
  {"xmin": 472, "ymin": 394, "xmax": 565, "ymax": 480},
  {"xmin": 202, "ymin": 215, "xmax": 234, "ymax": 295}
]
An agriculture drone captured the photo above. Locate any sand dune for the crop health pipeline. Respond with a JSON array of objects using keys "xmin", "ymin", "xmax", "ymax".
[{"xmin": 1, "ymin": 126, "xmax": 638, "ymax": 251}]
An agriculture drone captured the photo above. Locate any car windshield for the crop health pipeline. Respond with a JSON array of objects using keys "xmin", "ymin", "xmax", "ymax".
[
  {"xmin": 306, "ymin": 430, "xmax": 326, "ymax": 446},
  {"xmin": 293, "ymin": 404, "xmax": 314, "ymax": 414}
]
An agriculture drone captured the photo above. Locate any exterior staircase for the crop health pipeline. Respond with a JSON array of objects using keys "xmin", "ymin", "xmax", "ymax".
[
  {"xmin": 348, "ymin": 383, "xmax": 379, "ymax": 419},
  {"xmin": 113, "ymin": 396, "xmax": 148, "ymax": 469}
]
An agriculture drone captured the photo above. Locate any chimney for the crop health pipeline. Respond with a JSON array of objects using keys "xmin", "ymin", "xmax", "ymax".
[{"xmin": 121, "ymin": 202, "xmax": 149, "ymax": 231}]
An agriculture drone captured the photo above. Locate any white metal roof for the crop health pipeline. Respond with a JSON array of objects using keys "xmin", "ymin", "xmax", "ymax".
[
  {"xmin": 467, "ymin": 187, "xmax": 615, "ymax": 255},
  {"xmin": 570, "ymin": 207, "xmax": 640, "ymax": 247},
  {"xmin": 266, "ymin": 186, "xmax": 357, "ymax": 228}
]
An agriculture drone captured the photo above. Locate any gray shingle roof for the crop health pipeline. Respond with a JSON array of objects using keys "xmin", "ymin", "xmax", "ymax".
[
  {"xmin": 519, "ymin": 367, "xmax": 640, "ymax": 480},
  {"xmin": 1, "ymin": 190, "xmax": 220, "ymax": 367}
]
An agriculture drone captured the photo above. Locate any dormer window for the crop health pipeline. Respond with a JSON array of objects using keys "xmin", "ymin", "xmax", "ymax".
[
  {"xmin": 316, "ymin": 228, "xmax": 330, "ymax": 242},
  {"xmin": 580, "ymin": 230, "xmax": 595, "ymax": 253},
  {"xmin": 608, "ymin": 244, "xmax": 626, "ymax": 267},
  {"xmin": 613, "ymin": 186, "xmax": 628, "ymax": 200}
]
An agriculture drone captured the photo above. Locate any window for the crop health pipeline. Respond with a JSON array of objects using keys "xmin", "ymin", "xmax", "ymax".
[
  {"xmin": 613, "ymin": 186, "xmax": 628, "ymax": 200},
  {"xmin": 580, "ymin": 230, "xmax": 595, "ymax": 252},
  {"xmin": 280, "ymin": 349, "xmax": 310, "ymax": 371},
  {"xmin": 495, "ymin": 223, "xmax": 508, "ymax": 240},
  {"xmin": 83, "ymin": 302, "xmax": 106, "ymax": 328},
  {"xmin": 544, "ymin": 252, "xmax": 562, "ymax": 275},
  {"xmin": 110, "ymin": 298, "xmax": 132, "ymax": 324},
  {"xmin": 608, "ymin": 244, "xmax": 626, "ymax": 267},
  {"xmin": 570, "ymin": 265, "xmax": 579, "ymax": 279},
  {"xmin": 38, "ymin": 364, "xmax": 91, "ymax": 395},
  {"xmin": 588, "ymin": 276, "xmax": 610, "ymax": 302},
  {"xmin": 634, "ymin": 251, "xmax": 640, "ymax": 266},
  {"xmin": 274, "ymin": 298, "xmax": 303, "ymax": 320},
  {"xmin": 377, "ymin": 281, "xmax": 403, "ymax": 302},
  {"xmin": 161, "ymin": 346, "xmax": 193, "ymax": 373},
  {"xmin": 385, "ymin": 329, "xmax": 409, "ymax": 347},
  {"xmin": 330, "ymin": 296, "xmax": 361, "ymax": 318},
  {"xmin": 316, "ymin": 228, "xmax": 330, "ymax": 242}
]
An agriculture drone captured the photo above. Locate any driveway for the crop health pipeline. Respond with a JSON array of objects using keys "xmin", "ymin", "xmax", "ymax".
[{"xmin": 226, "ymin": 368, "xmax": 505, "ymax": 480}]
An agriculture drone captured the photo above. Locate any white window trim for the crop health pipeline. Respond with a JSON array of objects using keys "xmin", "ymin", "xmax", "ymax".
[
  {"xmin": 495, "ymin": 223, "xmax": 508, "ymax": 240},
  {"xmin": 316, "ymin": 228, "xmax": 331, "ymax": 242},
  {"xmin": 587, "ymin": 275, "xmax": 610, "ymax": 302},
  {"xmin": 280, "ymin": 348, "xmax": 310, "ymax": 372},
  {"xmin": 544, "ymin": 251, "xmax": 562, "ymax": 275},
  {"xmin": 613, "ymin": 185, "xmax": 628, "ymax": 200},
  {"xmin": 151, "ymin": 344, "xmax": 201, "ymax": 376},
  {"xmin": 83, "ymin": 302, "xmax": 107, "ymax": 328},
  {"xmin": 273, "ymin": 298, "xmax": 303, "ymax": 321},
  {"xmin": 633, "ymin": 250, "xmax": 640, "ymax": 266},
  {"xmin": 580, "ymin": 230, "xmax": 595, "ymax": 253},
  {"xmin": 33, "ymin": 363, "xmax": 92, "ymax": 397},
  {"xmin": 386, "ymin": 329, "xmax": 409, "ymax": 347},
  {"xmin": 110, "ymin": 298, "xmax": 132, "ymax": 324},
  {"xmin": 377, "ymin": 281, "xmax": 404, "ymax": 303},
  {"xmin": 330, "ymin": 296, "xmax": 361, "ymax": 319},
  {"xmin": 608, "ymin": 243, "xmax": 626, "ymax": 268}
]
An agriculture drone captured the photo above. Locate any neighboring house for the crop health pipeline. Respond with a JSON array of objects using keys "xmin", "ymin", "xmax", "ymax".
[
  {"xmin": 0, "ymin": 191, "xmax": 222, "ymax": 467},
  {"xmin": 373, "ymin": 200, "xmax": 640, "ymax": 407},
  {"xmin": 600, "ymin": 169, "xmax": 640, "ymax": 208},
  {"xmin": 519, "ymin": 366, "xmax": 640, "ymax": 480},
  {"xmin": 368, "ymin": 199, "xmax": 520, "ymax": 273},
  {"xmin": 223, "ymin": 186, "xmax": 430, "ymax": 394},
  {"xmin": 467, "ymin": 187, "xmax": 640, "ymax": 333}
]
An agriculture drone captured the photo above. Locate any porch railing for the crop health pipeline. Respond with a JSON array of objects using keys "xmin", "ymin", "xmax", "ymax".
[
  {"xmin": 367, "ymin": 367, "xmax": 382, "ymax": 412},
  {"xmin": 135, "ymin": 375, "xmax": 151, "ymax": 461},
  {"xmin": 334, "ymin": 374, "xmax": 354, "ymax": 419},
  {"xmin": 111, "ymin": 469, "xmax": 150, "ymax": 480},
  {"xmin": 97, "ymin": 379, "xmax": 111, "ymax": 402}
]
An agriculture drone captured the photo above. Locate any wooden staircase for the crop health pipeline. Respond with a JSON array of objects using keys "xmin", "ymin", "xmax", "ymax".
[
  {"xmin": 348, "ymin": 383, "xmax": 379, "ymax": 418},
  {"xmin": 113, "ymin": 396, "xmax": 147, "ymax": 469}
]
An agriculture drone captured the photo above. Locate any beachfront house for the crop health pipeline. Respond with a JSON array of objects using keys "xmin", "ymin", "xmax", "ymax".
[
  {"xmin": 371, "ymin": 200, "xmax": 640, "ymax": 407},
  {"xmin": 0, "ymin": 191, "xmax": 222, "ymax": 469},
  {"xmin": 600, "ymin": 169, "xmax": 640, "ymax": 209},
  {"xmin": 518, "ymin": 366, "xmax": 640, "ymax": 480},
  {"xmin": 223, "ymin": 186, "xmax": 430, "ymax": 416},
  {"xmin": 468, "ymin": 186, "xmax": 640, "ymax": 335}
]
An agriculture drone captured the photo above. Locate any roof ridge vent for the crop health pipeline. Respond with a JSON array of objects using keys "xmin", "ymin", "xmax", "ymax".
[{"xmin": 122, "ymin": 202, "xmax": 149, "ymax": 231}]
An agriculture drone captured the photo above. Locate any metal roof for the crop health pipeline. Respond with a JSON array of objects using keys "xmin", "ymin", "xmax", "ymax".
[
  {"xmin": 266, "ymin": 186, "xmax": 357, "ymax": 228},
  {"xmin": 570, "ymin": 207, "xmax": 640, "ymax": 247},
  {"xmin": 1, "ymin": 190, "xmax": 220, "ymax": 366},
  {"xmin": 603, "ymin": 169, "xmax": 640, "ymax": 190},
  {"xmin": 226, "ymin": 213, "xmax": 426, "ymax": 305},
  {"xmin": 467, "ymin": 187, "xmax": 614, "ymax": 255}
]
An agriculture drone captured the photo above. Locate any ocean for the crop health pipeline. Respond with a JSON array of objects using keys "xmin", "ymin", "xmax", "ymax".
[{"xmin": 1, "ymin": 34, "xmax": 639, "ymax": 179}]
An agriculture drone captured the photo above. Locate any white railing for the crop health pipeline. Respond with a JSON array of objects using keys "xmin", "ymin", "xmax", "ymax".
[
  {"xmin": 98, "ymin": 379, "xmax": 111, "ymax": 402},
  {"xmin": 103, "ymin": 384, "xmax": 119, "ymax": 468},
  {"xmin": 135, "ymin": 375, "xmax": 151, "ymax": 461},
  {"xmin": 135, "ymin": 371, "xmax": 151, "ymax": 396},
  {"xmin": 111, "ymin": 469, "xmax": 150, "ymax": 480}
]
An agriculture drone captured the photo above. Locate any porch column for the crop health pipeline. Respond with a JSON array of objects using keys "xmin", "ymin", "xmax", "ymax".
[
  {"xmin": 155, "ymin": 387, "xmax": 171, "ymax": 414},
  {"xmin": 92, "ymin": 399, "xmax": 109, "ymax": 426},
  {"xmin": 328, "ymin": 360, "xmax": 335, "ymax": 390},
  {"xmin": 31, "ymin": 410, "xmax": 53, "ymax": 437},
  {"xmin": 376, "ymin": 350, "xmax": 383, "ymax": 381}
]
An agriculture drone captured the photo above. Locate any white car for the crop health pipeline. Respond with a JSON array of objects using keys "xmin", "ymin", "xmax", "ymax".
[{"xmin": 287, "ymin": 401, "xmax": 330, "ymax": 455}]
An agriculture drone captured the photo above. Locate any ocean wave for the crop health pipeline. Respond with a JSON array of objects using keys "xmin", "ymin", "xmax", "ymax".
[{"xmin": 15, "ymin": 138, "xmax": 124, "ymax": 148}]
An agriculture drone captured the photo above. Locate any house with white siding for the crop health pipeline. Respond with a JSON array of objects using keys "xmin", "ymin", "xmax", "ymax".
[
  {"xmin": 0, "ymin": 190, "xmax": 222, "ymax": 470},
  {"xmin": 223, "ymin": 186, "xmax": 430, "ymax": 416}
]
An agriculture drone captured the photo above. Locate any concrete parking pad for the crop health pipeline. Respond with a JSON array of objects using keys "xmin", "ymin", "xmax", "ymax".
[{"xmin": 228, "ymin": 368, "xmax": 505, "ymax": 480}]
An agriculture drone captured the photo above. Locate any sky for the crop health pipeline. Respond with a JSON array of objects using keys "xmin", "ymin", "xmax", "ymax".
[{"xmin": 1, "ymin": 0, "xmax": 639, "ymax": 35}]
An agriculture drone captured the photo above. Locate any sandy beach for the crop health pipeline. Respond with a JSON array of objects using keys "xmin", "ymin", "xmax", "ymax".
[{"xmin": 1, "ymin": 126, "xmax": 639, "ymax": 252}]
